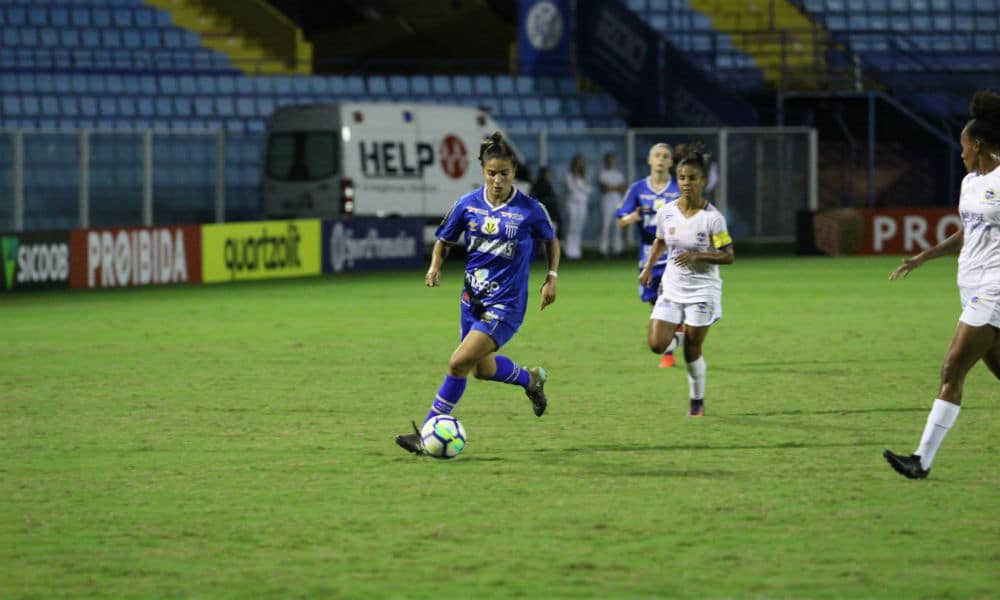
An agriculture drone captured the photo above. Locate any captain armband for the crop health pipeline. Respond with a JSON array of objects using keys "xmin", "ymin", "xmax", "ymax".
[{"xmin": 712, "ymin": 231, "xmax": 733, "ymax": 248}]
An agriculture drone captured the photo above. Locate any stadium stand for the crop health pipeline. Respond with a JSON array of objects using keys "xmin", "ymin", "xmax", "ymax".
[{"xmin": 0, "ymin": 2, "xmax": 627, "ymax": 133}]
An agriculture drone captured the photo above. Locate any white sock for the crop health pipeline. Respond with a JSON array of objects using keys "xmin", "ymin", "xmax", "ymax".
[
  {"xmin": 664, "ymin": 329, "xmax": 685, "ymax": 354},
  {"xmin": 686, "ymin": 356, "xmax": 706, "ymax": 400},
  {"xmin": 915, "ymin": 399, "xmax": 961, "ymax": 470}
]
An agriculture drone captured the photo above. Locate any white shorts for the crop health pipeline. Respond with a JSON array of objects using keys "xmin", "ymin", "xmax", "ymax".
[
  {"xmin": 650, "ymin": 296, "xmax": 722, "ymax": 327},
  {"xmin": 959, "ymin": 285, "xmax": 1000, "ymax": 328}
]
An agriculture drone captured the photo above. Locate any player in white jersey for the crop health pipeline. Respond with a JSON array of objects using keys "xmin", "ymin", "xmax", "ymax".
[
  {"xmin": 639, "ymin": 147, "xmax": 734, "ymax": 416},
  {"xmin": 883, "ymin": 90, "xmax": 1000, "ymax": 479}
]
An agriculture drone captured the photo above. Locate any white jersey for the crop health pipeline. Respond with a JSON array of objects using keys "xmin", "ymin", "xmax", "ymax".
[
  {"xmin": 957, "ymin": 164, "xmax": 1000, "ymax": 289},
  {"xmin": 654, "ymin": 201, "xmax": 732, "ymax": 303},
  {"xmin": 598, "ymin": 168, "xmax": 626, "ymax": 205}
]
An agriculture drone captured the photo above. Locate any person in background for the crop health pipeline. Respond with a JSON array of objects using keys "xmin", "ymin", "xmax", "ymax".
[
  {"xmin": 883, "ymin": 89, "xmax": 1000, "ymax": 479},
  {"xmin": 395, "ymin": 131, "xmax": 560, "ymax": 456},
  {"xmin": 563, "ymin": 154, "xmax": 592, "ymax": 260},
  {"xmin": 639, "ymin": 145, "xmax": 734, "ymax": 417},
  {"xmin": 597, "ymin": 152, "xmax": 626, "ymax": 257},
  {"xmin": 531, "ymin": 165, "xmax": 562, "ymax": 239},
  {"xmin": 617, "ymin": 142, "xmax": 685, "ymax": 368}
]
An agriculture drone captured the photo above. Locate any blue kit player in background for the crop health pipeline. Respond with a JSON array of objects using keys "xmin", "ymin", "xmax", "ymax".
[
  {"xmin": 396, "ymin": 131, "xmax": 561, "ymax": 455},
  {"xmin": 617, "ymin": 142, "xmax": 685, "ymax": 368}
]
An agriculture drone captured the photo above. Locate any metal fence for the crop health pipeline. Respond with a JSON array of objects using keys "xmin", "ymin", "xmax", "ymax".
[
  {"xmin": 509, "ymin": 127, "xmax": 817, "ymax": 243},
  {"xmin": 1, "ymin": 126, "xmax": 816, "ymax": 244},
  {"xmin": 0, "ymin": 129, "xmax": 264, "ymax": 232}
]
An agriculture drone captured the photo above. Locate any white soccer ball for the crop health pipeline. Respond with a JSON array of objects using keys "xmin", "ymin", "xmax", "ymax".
[{"xmin": 420, "ymin": 415, "xmax": 467, "ymax": 459}]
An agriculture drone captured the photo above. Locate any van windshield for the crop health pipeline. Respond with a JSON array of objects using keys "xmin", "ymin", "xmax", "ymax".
[{"xmin": 265, "ymin": 132, "xmax": 339, "ymax": 181}]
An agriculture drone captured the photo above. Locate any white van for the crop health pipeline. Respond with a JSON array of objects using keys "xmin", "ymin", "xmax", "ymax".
[{"xmin": 260, "ymin": 102, "xmax": 520, "ymax": 221}]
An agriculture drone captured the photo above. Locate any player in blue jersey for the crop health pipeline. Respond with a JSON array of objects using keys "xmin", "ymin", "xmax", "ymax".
[
  {"xmin": 395, "ymin": 131, "xmax": 561, "ymax": 455},
  {"xmin": 616, "ymin": 142, "xmax": 685, "ymax": 368}
]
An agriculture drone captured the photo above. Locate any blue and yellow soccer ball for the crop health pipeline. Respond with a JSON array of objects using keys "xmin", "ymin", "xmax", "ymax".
[{"xmin": 420, "ymin": 415, "xmax": 467, "ymax": 459}]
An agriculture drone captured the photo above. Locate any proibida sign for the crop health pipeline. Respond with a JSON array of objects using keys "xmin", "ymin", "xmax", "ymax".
[
  {"xmin": 0, "ymin": 230, "xmax": 71, "ymax": 292},
  {"xmin": 69, "ymin": 225, "xmax": 202, "ymax": 289}
]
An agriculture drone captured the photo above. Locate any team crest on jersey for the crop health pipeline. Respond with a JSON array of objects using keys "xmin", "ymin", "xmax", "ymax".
[
  {"xmin": 668, "ymin": 227, "xmax": 676, "ymax": 235},
  {"xmin": 482, "ymin": 217, "xmax": 501, "ymax": 236},
  {"xmin": 985, "ymin": 188, "xmax": 998, "ymax": 204},
  {"xmin": 697, "ymin": 232, "xmax": 707, "ymax": 243},
  {"xmin": 655, "ymin": 198, "xmax": 666, "ymax": 210}
]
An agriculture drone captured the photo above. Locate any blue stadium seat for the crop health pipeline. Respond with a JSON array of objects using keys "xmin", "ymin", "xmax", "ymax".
[
  {"xmin": 137, "ymin": 97, "xmax": 155, "ymax": 117},
  {"xmin": 453, "ymin": 75, "xmax": 473, "ymax": 95},
  {"xmin": 2, "ymin": 97, "xmax": 20, "ymax": 117},
  {"xmin": 216, "ymin": 97, "xmax": 235, "ymax": 117},
  {"xmin": 196, "ymin": 74, "xmax": 218, "ymax": 94},
  {"xmin": 501, "ymin": 98, "xmax": 522, "ymax": 117},
  {"xmin": 155, "ymin": 97, "xmax": 173, "ymax": 117},
  {"xmin": 291, "ymin": 76, "xmax": 310, "ymax": 94},
  {"xmin": 522, "ymin": 97, "xmax": 543, "ymax": 117},
  {"xmin": 389, "ymin": 75, "xmax": 409, "ymax": 95},
  {"xmin": 495, "ymin": 76, "xmax": 515, "ymax": 95},
  {"xmin": 236, "ymin": 97, "xmax": 255, "ymax": 117},
  {"xmin": 473, "ymin": 75, "xmax": 493, "ymax": 95},
  {"xmin": 410, "ymin": 75, "xmax": 430, "ymax": 95},
  {"xmin": 431, "ymin": 74, "xmax": 452, "ymax": 95},
  {"xmin": 59, "ymin": 96, "xmax": 80, "ymax": 117}
]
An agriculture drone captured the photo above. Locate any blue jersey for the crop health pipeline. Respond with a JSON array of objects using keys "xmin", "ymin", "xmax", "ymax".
[
  {"xmin": 616, "ymin": 177, "xmax": 681, "ymax": 271},
  {"xmin": 436, "ymin": 186, "xmax": 555, "ymax": 322}
]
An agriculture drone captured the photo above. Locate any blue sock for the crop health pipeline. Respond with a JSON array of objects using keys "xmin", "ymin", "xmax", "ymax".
[
  {"xmin": 425, "ymin": 374, "xmax": 467, "ymax": 424},
  {"xmin": 490, "ymin": 355, "xmax": 530, "ymax": 388}
]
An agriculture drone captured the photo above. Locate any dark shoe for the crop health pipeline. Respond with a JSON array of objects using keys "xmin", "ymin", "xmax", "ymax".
[
  {"xmin": 526, "ymin": 367, "xmax": 548, "ymax": 417},
  {"xmin": 395, "ymin": 421, "xmax": 424, "ymax": 455},
  {"xmin": 687, "ymin": 398, "xmax": 704, "ymax": 417},
  {"xmin": 883, "ymin": 449, "xmax": 929, "ymax": 479}
]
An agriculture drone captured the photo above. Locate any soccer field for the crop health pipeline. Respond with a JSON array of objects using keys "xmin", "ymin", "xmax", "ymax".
[{"xmin": 2, "ymin": 256, "xmax": 997, "ymax": 599}]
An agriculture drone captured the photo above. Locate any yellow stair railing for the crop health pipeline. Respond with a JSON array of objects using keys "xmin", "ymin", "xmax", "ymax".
[
  {"xmin": 688, "ymin": 0, "xmax": 829, "ymax": 88},
  {"xmin": 145, "ymin": 0, "xmax": 312, "ymax": 75}
]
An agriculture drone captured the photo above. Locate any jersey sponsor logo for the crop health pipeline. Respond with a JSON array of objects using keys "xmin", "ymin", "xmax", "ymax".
[
  {"xmin": 505, "ymin": 223, "xmax": 519, "ymax": 237},
  {"xmin": 499, "ymin": 211, "xmax": 524, "ymax": 221},
  {"xmin": 469, "ymin": 235, "xmax": 516, "ymax": 258},
  {"xmin": 482, "ymin": 217, "xmax": 501, "ymax": 236},
  {"xmin": 466, "ymin": 268, "xmax": 501, "ymax": 294},
  {"xmin": 525, "ymin": 0, "xmax": 564, "ymax": 51}
]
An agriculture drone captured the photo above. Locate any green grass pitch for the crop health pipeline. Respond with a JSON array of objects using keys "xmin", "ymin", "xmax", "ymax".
[{"xmin": 2, "ymin": 256, "xmax": 997, "ymax": 599}]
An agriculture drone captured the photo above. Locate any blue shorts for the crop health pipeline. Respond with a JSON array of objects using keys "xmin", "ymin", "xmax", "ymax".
[
  {"xmin": 637, "ymin": 245, "xmax": 664, "ymax": 304},
  {"xmin": 639, "ymin": 273, "xmax": 662, "ymax": 304},
  {"xmin": 460, "ymin": 293, "xmax": 522, "ymax": 349}
]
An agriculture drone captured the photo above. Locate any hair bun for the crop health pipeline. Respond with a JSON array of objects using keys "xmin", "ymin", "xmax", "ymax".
[{"xmin": 970, "ymin": 90, "xmax": 1000, "ymax": 123}]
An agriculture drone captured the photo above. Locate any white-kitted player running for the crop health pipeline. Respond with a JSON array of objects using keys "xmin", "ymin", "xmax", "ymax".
[
  {"xmin": 639, "ymin": 144, "xmax": 734, "ymax": 416},
  {"xmin": 883, "ymin": 89, "xmax": 1000, "ymax": 479}
]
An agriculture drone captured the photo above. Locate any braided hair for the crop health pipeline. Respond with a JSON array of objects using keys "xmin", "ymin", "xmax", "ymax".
[{"xmin": 966, "ymin": 90, "xmax": 1000, "ymax": 153}]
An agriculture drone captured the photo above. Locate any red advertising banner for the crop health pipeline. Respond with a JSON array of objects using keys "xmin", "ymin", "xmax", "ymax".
[
  {"xmin": 814, "ymin": 208, "xmax": 964, "ymax": 256},
  {"xmin": 860, "ymin": 208, "xmax": 963, "ymax": 255},
  {"xmin": 69, "ymin": 225, "xmax": 202, "ymax": 289}
]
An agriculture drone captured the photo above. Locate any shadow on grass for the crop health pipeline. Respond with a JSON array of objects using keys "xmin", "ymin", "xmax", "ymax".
[
  {"xmin": 499, "ymin": 440, "xmax": 875, "ymax": 454},
  {"xmin": 724, "ymin": 406, "xmax": 981, "ymax": 418}
]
